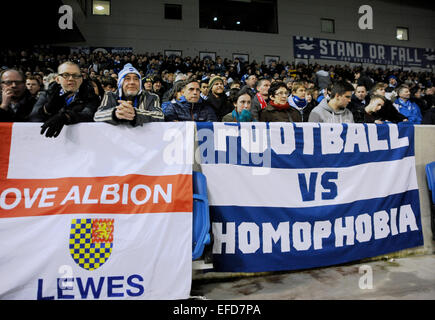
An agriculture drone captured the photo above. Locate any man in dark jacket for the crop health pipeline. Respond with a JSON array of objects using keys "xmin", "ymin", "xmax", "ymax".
[
  {"xmin": 0, "ymin": 69, "xmax": 37, "ymax": 122},
  {"xmin": 94, "ymin": 63, "xmax": 164, "ymax": 126},
  {"xmin": 347, "ymin": 84, "xmax": 369, "ymax": 123},
  {"xmin": 206, "ymin": 76, "xmax": 233, "ymax": 121},
  {"xmin": 164, "ymin": 79, "xmax": 217, "ymax": 122},
  {"xmin": 30, "ymin": 61, "xmax": 100, "ymax": 137}
]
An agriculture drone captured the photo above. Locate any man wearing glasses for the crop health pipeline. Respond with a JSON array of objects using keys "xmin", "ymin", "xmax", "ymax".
[
  {"xmin": 31, "ymin": 61, "xmax": 100, "ymax": 138},
  {"xmin": 0, "ymin": 69, "xmax": 37, "ymax": 122}
]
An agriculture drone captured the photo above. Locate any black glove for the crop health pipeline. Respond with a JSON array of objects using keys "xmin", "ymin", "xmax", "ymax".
[
  {"xmin": 41, "ymin": 85, "xmax": 70, "ymax": 116},
  {"xmin": 40, "ymin": 112, "xmax": 69, "ymax": 138}
]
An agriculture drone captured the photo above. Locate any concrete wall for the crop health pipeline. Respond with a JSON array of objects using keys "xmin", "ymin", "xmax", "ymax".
[
  {"xmin": 367, "ymin": 125, "xmax": 435, "ymax": 260},
  {"xmin": 412, "ymin": 125, "xmax": 435, "ymax": 255},
  {"xmin": 70, "ymin": 0, "xmax": 435, "ymax": 64}
]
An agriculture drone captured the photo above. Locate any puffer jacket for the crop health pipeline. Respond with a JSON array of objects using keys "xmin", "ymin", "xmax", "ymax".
[
  {"xmin": 308, "ymin": 98, "xmax": 354, "ymax": 123},
  {"xmin": 164, "ymin": 96, "xmax": 217, "ymax": 122}
]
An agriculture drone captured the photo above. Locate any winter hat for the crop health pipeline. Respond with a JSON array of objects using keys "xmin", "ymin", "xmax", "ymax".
[
  {"xmin": 208, "ymin": 75, "xmax": 223, "ymax": 89},
  {"xmin": 117, "ymin": 63, "xmax": 142, "ymax": 97}
]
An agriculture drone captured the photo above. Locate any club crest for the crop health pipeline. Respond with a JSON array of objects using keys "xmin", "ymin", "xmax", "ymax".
[{"xmin": 69, "ymin": 218, "xmax": 114, "ymax": 271}]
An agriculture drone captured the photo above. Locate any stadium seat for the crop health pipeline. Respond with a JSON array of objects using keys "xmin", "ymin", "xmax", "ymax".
[
  {"xmin": 426, "ymin": 162, "xmax": 435, "ymax": 204},
  {"xmin": 192, "ymin": 171, "xmax": 211, "ymax": 260},
  {"xmin": 425, "ymin": 161, "xmax": 435, "ymax": 240}
]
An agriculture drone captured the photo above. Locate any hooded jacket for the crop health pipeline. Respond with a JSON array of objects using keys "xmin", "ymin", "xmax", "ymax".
[
  {"xmin": 163, "ymin": 96, "xmax": 217, "ymax": 122},
  {"xmin": 308, "ymin": 98, "xmax": 354, "ymax": 123}
]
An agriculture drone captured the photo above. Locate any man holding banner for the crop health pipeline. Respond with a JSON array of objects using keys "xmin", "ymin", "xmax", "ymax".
[{"xmin": 30, "ymin": 61, "xmax": 100, "ymax": 138}]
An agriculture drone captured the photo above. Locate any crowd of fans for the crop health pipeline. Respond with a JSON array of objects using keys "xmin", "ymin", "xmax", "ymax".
[{"xmin": 1, "ymin": 47, "xmax": 434, "ymax": 137}]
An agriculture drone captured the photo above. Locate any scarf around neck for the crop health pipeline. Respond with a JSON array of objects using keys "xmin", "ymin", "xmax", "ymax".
[
  {"xmin": 291, "ymin": 95, "xmax": 308, "ymax": 109},
  {"xmin": 269, "ymin": 101, "xmax": 290, "ymax": 111},
  {"xmin": 231, "ymin": 109, "xmax": 254, "ymax": 122},
  {"xmin": 256, "ymin": 93, "xmax": 267, "ymax": 109}
]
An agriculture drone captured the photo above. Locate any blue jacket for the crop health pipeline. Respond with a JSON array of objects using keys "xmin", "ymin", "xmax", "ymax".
[
  {"xmin": 164, "ymin": 96, "xmax": 217, "ymax": 122},
  {"xmin": 393, "ymin": 98, "xmax": 422, "ymax": 124}
]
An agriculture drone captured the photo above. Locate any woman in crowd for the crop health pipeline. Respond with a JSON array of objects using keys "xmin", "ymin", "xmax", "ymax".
[
  {"xmin": 161, "ymin": 80, "xmax": 185, "ymax": 112},
  {"xmin": 259, "ymin": 81, "xmax": 297, "ymax": 122},
  {"xmin": 221, "ymin": 87, "xmax": 254, "ymax": 122}
]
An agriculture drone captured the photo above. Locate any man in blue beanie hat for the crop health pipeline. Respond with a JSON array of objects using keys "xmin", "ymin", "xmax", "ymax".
[{"xmin": 94, "ymin": 63, "xmax": 164, "ymax": 125}]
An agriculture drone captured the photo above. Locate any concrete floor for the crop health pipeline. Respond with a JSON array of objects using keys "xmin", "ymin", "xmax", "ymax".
[{"xmin": 191, "ymin": 254, "xmax": 435, "ymax": 300}]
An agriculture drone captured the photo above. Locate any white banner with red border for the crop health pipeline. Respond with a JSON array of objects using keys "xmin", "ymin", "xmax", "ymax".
[{"xmin": 0, "ymin": 122, "xmax": 194, "ymax": 300}]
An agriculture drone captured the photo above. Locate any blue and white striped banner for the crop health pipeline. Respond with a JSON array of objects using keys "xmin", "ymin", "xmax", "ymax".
[{"xmin": 196, "ymin": 122, "xmax": 424, "ymax": 272}]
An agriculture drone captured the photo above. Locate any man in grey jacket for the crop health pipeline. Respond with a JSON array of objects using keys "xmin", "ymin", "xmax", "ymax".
[
  {"xmin": 308, "ymin": 81, "xmax": 355, "ymax": 123},
  {"xmin": 94, "ymin": 63, "xmax": 164, "ymax": 126}
]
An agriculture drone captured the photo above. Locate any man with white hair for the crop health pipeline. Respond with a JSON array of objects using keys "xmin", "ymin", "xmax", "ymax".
[{"xmin": 94, "ymin": 63, "xmax": 164, "ymax": 125}]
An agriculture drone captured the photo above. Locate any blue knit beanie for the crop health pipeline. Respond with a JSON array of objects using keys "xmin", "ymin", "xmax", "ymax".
[{"xmin": 117, "ymin": 63, "xmax": 142, "ymax": 97}]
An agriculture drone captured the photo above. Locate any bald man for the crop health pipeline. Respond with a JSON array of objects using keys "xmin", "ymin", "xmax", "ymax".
[{"xmin": 31, "ymin": 61, "xmax": 100, "ymax": 138}]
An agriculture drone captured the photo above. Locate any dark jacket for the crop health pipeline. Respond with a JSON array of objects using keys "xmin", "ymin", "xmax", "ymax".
[
  {"xmin": 259, "ymin": 104, "xmax": 296, "ymax": 122},
  {"xmin": 30, "ymin": 80, "xmax": 100, "ymax": 123},
  {"xmin": 94, "ymin": 90, "xmax": 164, "ymax": 126},
  {"xmin": 164, "ymin": 96, "xmax": 217, "ymax": 122},
  {"xmin": 250, "ymin": 94, "xmax": 268, "ymax": 121},
  {"xmin": 372, "ymin": 99, "xmax": 407, "ymax": 123},
  {"xmin": 422, "ymin": 107, "xmax": 435, "ymax": 124},
  {"xmin": 347, "ymin": 95, "xmax": 369, "ymax": 123},
  {"xmin": 206, "ymin": 93, "xmax": 233, "ymax": 121},
  {"xmin": 411, "ymin": 97, "xmax": 430, "ymax": 117},
  {"xmin": 0, "ymin": 89, "xmax": 37, "ymax": 122}
]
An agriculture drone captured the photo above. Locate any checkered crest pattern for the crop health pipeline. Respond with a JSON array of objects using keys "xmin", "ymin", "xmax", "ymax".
[{"xmin": 69, "ymin": 218, "xmax": 114, "ymax": 271}]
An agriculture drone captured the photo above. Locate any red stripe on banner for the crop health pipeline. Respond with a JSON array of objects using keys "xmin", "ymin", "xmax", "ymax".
[
  {"xmin": 0, "ymin": 123, "xmax": 13, "ymax": 180},
  {"xmin": 0, "ymin": 174, "xmax": 192, "ymax": 218}
]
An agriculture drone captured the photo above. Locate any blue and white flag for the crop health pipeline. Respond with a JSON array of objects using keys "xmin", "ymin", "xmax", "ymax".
[
  {"xmin": 293, "ymin": 35, "xmax": 435, "ymax": 68},
  {"xmin": 197, "ymin": 122, "xmax": 423, "ymax": 272}
]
